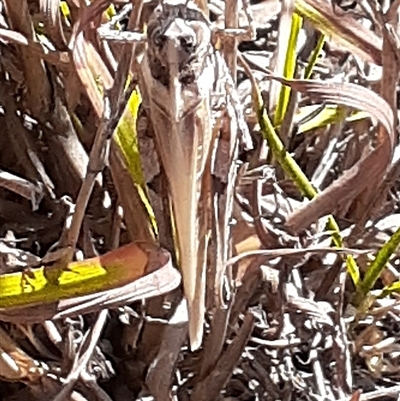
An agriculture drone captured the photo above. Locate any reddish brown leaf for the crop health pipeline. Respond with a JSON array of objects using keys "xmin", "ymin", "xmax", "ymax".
[{"xmin": 266, "ymin": 77, "xmax": 395, "ymax": 232}]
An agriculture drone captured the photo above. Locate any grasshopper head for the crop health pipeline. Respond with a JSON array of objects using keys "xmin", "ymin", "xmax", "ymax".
[{"xmin": 146, "ymin": 0, "xmax": 212, "ymax": 87}]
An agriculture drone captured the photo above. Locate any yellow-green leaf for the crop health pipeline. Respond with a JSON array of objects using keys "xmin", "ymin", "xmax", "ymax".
[
  {"xmin": 0, "ymin": 243, "xmax": 149, "ymax": 309},
  {"xmin": 113, "ymin": 90, "xmax": 157, "ymax": 233}
]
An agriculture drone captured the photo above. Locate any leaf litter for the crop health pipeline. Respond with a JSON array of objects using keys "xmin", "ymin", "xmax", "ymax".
[{"xmin": 0, "ymin": 0, "xmax": 400, "ymax": 401}]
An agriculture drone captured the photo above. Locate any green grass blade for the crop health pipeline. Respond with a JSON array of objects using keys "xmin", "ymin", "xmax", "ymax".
[
  {"xmin": 274, "ymin": 13, "xmax": 303, "ymax": 126},
  {"xmin": 0, "ymin": 244, "xmax": 150, "ymax": 309},
  {"xmin": 353, "ymin": 226, "xmax": 400, "ymax": 305},
  {"xmin": 253, "ymin": 80, "xmax": 360, "ymax": 287},
  {"xmin": 304, "ymin": 33, "xmax": 325, "ymax": 79},
  {"xmin": 295, "ymin": 105, "xmax": 369, "ymax": 134},
  {"xmin": 379, "ymin": 281, "xmax": 400, "ymax": 298},
  {"xmin": 294, "ymin": 0, "xmax": 380, "ymax": 65},
  {"xmin": 113, "ymin": 90, "xmax": 157, "ymax": 232}
]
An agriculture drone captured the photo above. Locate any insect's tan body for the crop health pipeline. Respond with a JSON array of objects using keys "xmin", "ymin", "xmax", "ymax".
[{"xmin": 140, "ymin": 0, "xmax": 252, "ymax": 350}]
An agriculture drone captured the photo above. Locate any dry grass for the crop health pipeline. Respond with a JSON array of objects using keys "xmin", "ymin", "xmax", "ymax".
[{"xmin": 0, "ymin": 0, "xmax": 400, "ymax": 400}]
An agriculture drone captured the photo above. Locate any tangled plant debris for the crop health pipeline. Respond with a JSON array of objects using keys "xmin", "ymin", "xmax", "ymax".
[{"xmin": 0, "ymin": 0, "xmax": 400, "ymax": 400}]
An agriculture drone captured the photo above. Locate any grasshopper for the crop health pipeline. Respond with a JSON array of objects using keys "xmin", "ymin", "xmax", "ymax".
[{"xmin": 139, "ymin": 0, "xmax": 252, "ymax": 350}]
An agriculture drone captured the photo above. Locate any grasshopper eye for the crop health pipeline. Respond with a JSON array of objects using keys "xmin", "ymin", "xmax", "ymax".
[
  {"xmin": 152, "ymin": 28, "xmax": 166, "ymax": 48},
  {"xmin": 179, "ymin": 34, "xmax": 196, "ymax": 53},
  {"xmin": 152, "ymin": 4, "xmax": 163, "ymax": 18}
]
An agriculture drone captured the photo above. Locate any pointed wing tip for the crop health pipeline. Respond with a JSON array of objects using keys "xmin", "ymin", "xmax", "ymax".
[
  {"xmin": 188, "ymin": 306, "xmax": 205, "ymax": 351},
  {"xmin": 189, "ymin": 328, "xmax": 203, "ymax": 351}
]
